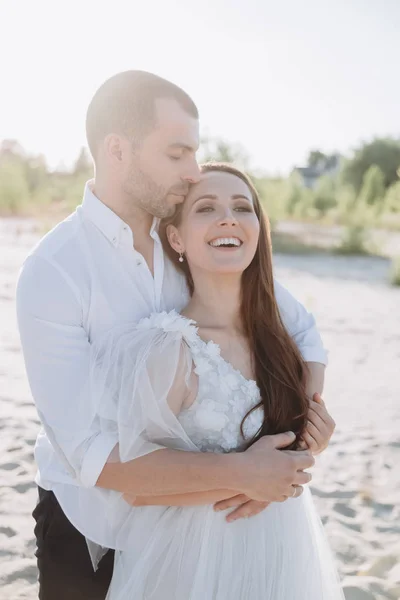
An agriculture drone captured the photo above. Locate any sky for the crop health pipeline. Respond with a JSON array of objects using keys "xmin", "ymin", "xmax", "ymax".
[{"xmin": 0, "ymin": 0, "xmax": 399, "ymax": 175}]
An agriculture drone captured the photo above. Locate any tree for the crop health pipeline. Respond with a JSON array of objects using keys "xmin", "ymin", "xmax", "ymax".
[
  {"xmin": 312, "ymin": 175, "xmax": 337, "ymax": 216},
  {"xmin": 0, "ymin": 159, "xmax": 30, "ymax": 213},
  {"xmin": 357, "ymin": 165, "xmax": 385, "ymax": 208},
  {"xmin": 341, "ymin": 138, "xmax": 400, "ymax": 193},
  {"xmin": 73, "ymin": 147, "xmax": 93, "ymax": 176},
  {"xmin": 307, "ymin": 150, "xmax": 327, "ymax": 168},
  {"xmin": 199, "ymin": 137, "xmax": 250, "ymax": 170},
  {"xmin": 383, "ymin": 181, "xmax": 400, "ymax": 213}
]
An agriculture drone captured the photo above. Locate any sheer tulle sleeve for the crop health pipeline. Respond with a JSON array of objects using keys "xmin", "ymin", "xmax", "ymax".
[
  {"xmin": 89, "ymin": 312, "xmax": 200, "ymax": 463},
  {"xmin": 76, "ymin": 312, "xmax": 200, "ymax": 564}
]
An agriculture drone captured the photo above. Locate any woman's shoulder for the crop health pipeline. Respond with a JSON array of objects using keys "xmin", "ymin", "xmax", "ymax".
[{"xmin": 136, "ymin": 310, "xmax": 199, "ymax": 342}]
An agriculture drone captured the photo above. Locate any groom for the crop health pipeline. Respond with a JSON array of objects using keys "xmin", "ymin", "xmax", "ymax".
[{"xmin": 17, "ymin": 71, "xmax": 334, "ymax": 599}]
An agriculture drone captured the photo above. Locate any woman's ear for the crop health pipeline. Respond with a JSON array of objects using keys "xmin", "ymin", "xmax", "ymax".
[{"xmin": 166, "ymin": 224, "xmax": 184, "ymax": 254}]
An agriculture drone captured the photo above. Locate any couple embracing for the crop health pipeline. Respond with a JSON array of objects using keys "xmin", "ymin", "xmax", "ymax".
[{"xmin": 17, "ymin": 70, "xmax": 344, "ymax": 599}]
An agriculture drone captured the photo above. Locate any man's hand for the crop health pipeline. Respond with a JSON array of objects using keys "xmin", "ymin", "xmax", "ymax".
[
  {"xmin": 298, "ymin": 393, "xmax": 335, "ymax": 455},
  {"xmin": 238, "ymin": 431, "xmax": 315, "ymax": 503}
]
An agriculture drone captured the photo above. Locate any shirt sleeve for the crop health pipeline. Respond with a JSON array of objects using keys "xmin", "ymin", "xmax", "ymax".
[
  {"xmin": 274, "ymin": 278, "xmax": 328, "ymax": 365},
  {"xmin": 16, "ymin": 255, "xmax": 118, "ymax": 488}
]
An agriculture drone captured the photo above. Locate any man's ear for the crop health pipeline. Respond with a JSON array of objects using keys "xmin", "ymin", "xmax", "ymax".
[
  {"xmin": 166, "ymin": 224, "xmax": 184, "ymax": 254},
  {"xmin": 103, "ymin": 133, "xmax": 124, "ymax": 163}
]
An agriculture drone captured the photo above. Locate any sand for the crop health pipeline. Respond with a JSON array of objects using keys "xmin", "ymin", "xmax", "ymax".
[{"xmin": 0, "ymin": 219, "xmax": 399, "ymax": 600}]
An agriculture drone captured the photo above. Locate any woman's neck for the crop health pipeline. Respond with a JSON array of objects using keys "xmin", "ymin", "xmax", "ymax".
[{"xmin": 183, "ymin": 273, "xmax": 243, "ymax": 332}]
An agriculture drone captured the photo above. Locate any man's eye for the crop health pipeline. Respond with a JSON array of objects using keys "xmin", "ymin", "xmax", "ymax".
[{"xmin": 169, "ymin": 155, "xmax": 181, "ymax": 161}]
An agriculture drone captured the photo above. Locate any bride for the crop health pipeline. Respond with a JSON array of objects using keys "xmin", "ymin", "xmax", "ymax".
[{"xmin": 87, "ymin": 163, "xmax": 344, "ymax": 599}]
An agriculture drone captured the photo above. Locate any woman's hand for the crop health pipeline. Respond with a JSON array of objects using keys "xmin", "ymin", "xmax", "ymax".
[
  {"xmin": 213, "ymin": 494, "xmax": 270, "ymax": 522},
  {"xmin": 299, "ymin": 393, "xmax": 336, "ymax": 455}
]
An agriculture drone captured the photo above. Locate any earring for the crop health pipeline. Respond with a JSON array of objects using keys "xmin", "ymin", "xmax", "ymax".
[{"xmin": 178, "ymin": 252, "xmax": 184, "ymax": 263}]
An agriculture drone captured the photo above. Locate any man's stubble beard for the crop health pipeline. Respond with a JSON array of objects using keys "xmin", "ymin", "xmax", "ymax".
[{"xmin": 122, "ymin": 164, "xmax": 174, "ymax": 219}]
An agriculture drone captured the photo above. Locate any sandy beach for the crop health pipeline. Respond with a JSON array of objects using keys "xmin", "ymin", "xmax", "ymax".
[{"xmin": 0, "ymin": 219, "xmax": 399, "ymax": 600}]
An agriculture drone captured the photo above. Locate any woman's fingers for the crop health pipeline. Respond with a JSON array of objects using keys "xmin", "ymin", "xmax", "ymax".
[
  {"xmin": 306, "ymin": 419, "xmax": 322, "ymax": 442},
  {"xmin": 294, "ymin": 470, "xmax": 312, "ymax": 486},
  {"xmin": 213, "ymin": 494, "xmax": 249, "ymax": 511},
  {"xmin": 225, "ymin": 500, "xmax": 270, "ymax": 522},
  {"xmin": 309, "ymin": 396, "xmax": 336, "ymax": 431}
]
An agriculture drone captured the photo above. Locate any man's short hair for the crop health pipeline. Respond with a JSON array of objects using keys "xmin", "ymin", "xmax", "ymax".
[{"xmin": 86, "ymin": 70, "xmax": 199, "ymax": 159}]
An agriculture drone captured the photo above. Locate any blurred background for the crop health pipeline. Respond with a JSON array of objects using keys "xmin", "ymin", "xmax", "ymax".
[{"xmin": 0, "ymin": 1, "xmax": 399, "ymax": 599}]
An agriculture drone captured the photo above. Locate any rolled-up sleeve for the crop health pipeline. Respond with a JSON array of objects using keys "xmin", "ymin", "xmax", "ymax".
[
  {"xmin": 274, "ymin": 278, "xmax": 328, "ymax": 365},
  {"xmin": 16, "ymin": 255, "xmax": 118, "ymax": 487}
]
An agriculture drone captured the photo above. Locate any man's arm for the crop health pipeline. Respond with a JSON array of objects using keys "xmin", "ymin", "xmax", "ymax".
[
  {"xmin": 274, "ymin": 279, "xmax": 328, "ymax": 367},
  {"xmin": 16, "ymin": 255, "xmax": 246, "ymax": 495},
  {"xmin": 123, "ymin": 488, "xmax": 240, "ymax": 507},
  {"xmin": 16, "ymin": 255, "xmax": 120, "ymax": 487},
  {"xmin": 17, "ymin": 256, "xmax": 314, "ymax": 502}
]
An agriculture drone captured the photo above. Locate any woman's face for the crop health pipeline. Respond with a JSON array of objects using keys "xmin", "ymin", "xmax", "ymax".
[{"xmin": 167, "ymin": 171, "xmax": 260, "ymax": 276}]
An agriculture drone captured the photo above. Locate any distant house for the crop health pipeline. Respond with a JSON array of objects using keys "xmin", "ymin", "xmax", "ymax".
[{"xmin": 293, "ymin": 154, "xmax": 341, "ymax": 188}]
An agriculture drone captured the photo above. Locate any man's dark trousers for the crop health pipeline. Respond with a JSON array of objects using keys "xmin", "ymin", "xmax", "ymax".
[{"xmin": 33, "ymin": 487, "xmax": 114, "ymax": 599}]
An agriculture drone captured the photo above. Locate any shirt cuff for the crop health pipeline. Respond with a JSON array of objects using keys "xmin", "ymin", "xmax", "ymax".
[
  {"xmin": 300, "ymin": 347, "xmax": 328, "ymax": 366},
  {"xmin": 80, "ymin": 433, "xmax": 118, "ymax": 488}
]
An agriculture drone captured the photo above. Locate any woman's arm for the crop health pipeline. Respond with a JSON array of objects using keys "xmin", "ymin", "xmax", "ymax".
[{"xmin": 124, "ymin": 488, "xmax": 242, "ymax": 507}]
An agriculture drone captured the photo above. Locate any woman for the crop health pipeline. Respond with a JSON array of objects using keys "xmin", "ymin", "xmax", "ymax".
[{"xmin": 88, "ymin": 163, "xmax": 344, "ymax": 599}]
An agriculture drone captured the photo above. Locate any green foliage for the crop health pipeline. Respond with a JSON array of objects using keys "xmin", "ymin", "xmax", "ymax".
[
  {"xmin": 335, "ymin": 185, "xmax": 357, "ymax": 220},
  {"xmin": 383, "ymin": 181, "xmax": 400, "ymax": 213},
  {"xmin": 199, "ymin": 137, "xmax": 249, "ymax": 169},
  {"xmin": 357, "ymin": 165, "xmax": 385, "ymax": 209},
  {"xmin": 73, "ymin": 147, "xmax": 93, "ymax": 176},
  {"xmin": 307, "ymin": 150, "xmax": 327, "ymax": 167},
  {"xmin": 0, "ymin": 139, "xmax": 93, "ymax": 215},
  {"xmin": 255, "ymin": 177, "xmax": 288, "ymax": 228},
  {"xmin": 0, "ymin": 159, "xmax": 30, "ymax": 213},
  {"xmin": 341, "ymin": 138, "xmax": 400, "ymax": 193},
  {"xmin": 312, "ymin": 175, "xmax": 337, "ymax": 216},
  {"xmin": 390, "ymin": 256, "xmax": 400, "ymax": 286},
  {"xmin": 1, "ymin": 134, "xmax": 400, "ymax": 243},
  {"xmin": 336, "ymin": 223, "xmax": 370, "ymax": 255}
]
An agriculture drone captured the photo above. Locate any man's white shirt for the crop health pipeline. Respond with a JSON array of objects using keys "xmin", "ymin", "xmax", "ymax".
[{"xmin": 16, "ymin": 181, "xmax": 327, "ymax": 529}]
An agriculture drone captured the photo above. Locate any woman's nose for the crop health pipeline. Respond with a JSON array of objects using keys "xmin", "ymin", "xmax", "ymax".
[{"xmin": 218, "ymin": 210, "xmax": 238, "ymax": 226}]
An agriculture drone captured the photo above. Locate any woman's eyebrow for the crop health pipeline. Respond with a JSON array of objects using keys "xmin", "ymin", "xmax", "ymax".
[
  {"xmin": 192, "ymin": 194, "xmax": 252, "ymax": 205},
  {"xmin": 192, "ymin": 194, "xmax": 217, "ymax": 204},
  {"xmin": 232, "ymin": 194, "xmax": 252, "ymax": 202}
]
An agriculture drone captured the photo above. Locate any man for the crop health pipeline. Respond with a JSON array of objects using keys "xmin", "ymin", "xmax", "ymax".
[{"xmin": 16, "ymin": 71, "xmax": 334, "ymax": 599}]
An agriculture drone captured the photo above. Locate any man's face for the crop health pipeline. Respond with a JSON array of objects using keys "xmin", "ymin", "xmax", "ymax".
[{"xmin": 122, "ymin": 97, "xmax": 200, "ymax": 218}]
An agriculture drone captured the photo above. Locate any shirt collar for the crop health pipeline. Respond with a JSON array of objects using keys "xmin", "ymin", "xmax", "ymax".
[{"xmin": 81, "ymin": 180, "xmax": 160, "ymax": 246}]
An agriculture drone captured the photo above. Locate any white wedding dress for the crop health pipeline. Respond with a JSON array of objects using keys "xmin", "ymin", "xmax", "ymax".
[{"xmin": 85, "ymin": 311, "xmax": 344, "ymax": 600}]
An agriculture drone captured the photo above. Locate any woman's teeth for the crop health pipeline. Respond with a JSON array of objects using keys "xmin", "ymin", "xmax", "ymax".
[{"xmin": 208, "ymin": 237, "xmax": 242, "ymax": 247}]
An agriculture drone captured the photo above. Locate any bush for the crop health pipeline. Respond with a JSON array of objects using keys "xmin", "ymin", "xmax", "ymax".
[
  {"xmin": 312, "ymin": 175, "xmax": 337, "ymax": 216},
  {"xmin": 0, "ymin": 159, "xmax": 30, "ymax": 213},
  {"xmin": 336, "ymin": 223, "xmax": 370, "ymax": 255},
  {"xmin": 390, "ymin": 256, "xmax": 400, "ymax": 286},
  {"xmin": 383, "ymin": 181, "xmax": 400, "ymax": 214}
]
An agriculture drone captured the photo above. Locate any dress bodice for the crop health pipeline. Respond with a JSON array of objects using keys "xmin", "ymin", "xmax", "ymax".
[{"xmin": 169, "ymin": 314, "xmax": 264, "ymax": 453}]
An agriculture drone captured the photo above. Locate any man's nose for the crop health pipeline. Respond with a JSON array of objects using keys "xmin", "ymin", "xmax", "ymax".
[{"xmin": 182, "ymin": 161, "xmax": 201, "ymax": 184}]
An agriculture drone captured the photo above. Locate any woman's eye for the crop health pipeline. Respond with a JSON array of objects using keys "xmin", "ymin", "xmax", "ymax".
[
  {"xmin": 169, "ymin": 156, "xmax": 181, "ymax": 161},
  {"xmin": 235, "ymin": 206, "xmax": 252, "ymax": 212},
  {"xmin": 197, "ymin": 206, "xmax": 213, "ymax": 213}
]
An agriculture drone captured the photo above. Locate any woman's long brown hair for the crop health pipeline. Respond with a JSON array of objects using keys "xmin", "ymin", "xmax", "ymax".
[{"xmin": 161, "ymin": 162, "xmax": 309, "ymax": 449}]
